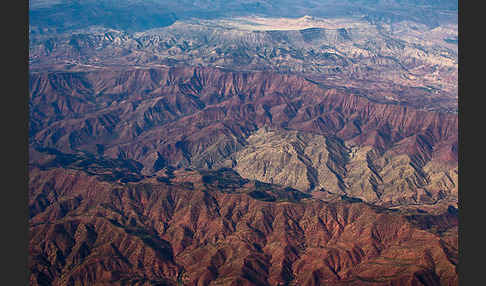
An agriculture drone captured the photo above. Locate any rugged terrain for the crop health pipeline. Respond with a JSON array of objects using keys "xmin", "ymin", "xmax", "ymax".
[
  {"xmin": 232, "ymin": 127, "xmax": 457, "ymax": 211},
  {"xmin": 29, "ymin": 15, "xmax": 457, "ymax": 112},
  {"xmin": 29, "ymin": 66, "xmax": 458, "ymax": 211},
  {"xmin": 28, "ymin": 1, "xmax": 458, "ymax": 285},
  {"xmin": 29, "ymin": 153, "xmax": 458, "ymax": 286}
]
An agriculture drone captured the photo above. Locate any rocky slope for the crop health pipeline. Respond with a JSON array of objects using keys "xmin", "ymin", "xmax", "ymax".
[
  {"xmin": 29, "ymin": 66, "xmax": 458, "ymax": 211},
  {"xmin": 29, "ymin": 16, "xmax": 457, "ymax": 112},
  {"xmin": 28, "ymin": 154, "xmax": 458, "ymax": 286},
  {"xmin": 232, "ymin": 128, "xmax": 457, "ymax": 210}
]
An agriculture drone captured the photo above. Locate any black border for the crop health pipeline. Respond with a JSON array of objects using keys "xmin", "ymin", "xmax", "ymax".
[
  {"xmin": 458, "ymin": 0, "xmax": 476, "ymax": 284},
  {"xmin": 8, "ymin": 0, "xmax": 29, "ymax": 284},
  {"xmin": 457, "ymin": 0, "xmax": 463, "ymax": 281}
]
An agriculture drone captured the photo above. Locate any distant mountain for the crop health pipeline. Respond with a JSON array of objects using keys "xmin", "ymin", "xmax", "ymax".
[
  {"xmin": 29, "ymin": 15, "xmax": 458, "ymax": 112},
  {"xmin": 29, "ymin": 0, "xmax": 457, "ymax": 33},
  {"xmin": 29, "ymin": 0, "xmax": 178, "ymax": 33}
]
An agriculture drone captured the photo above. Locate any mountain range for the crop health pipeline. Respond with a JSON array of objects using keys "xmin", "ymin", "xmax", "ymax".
[
  {"xmin": 29, "ymin": 155, "xmax": 458, "ymax": 285},
  {"xmin": 28, "ymin": 1, "xmax": 458, "ymax": 285}
]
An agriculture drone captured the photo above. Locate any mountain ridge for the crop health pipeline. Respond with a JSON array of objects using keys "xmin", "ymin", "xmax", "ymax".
[
  {"xmin": 29, "ymin": 66, "xmax": 458, "ymax": 211},
  {"xmin": 29, "ymin": 161, "xmax": 458, "ymax": 285}
]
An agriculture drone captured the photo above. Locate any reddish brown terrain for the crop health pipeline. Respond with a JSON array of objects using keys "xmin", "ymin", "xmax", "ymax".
[
  {"xmin": 29, "ymin": 66, "xmax": 458, "ymax": 211},
  {"xmin": 28, "ymin": 65, "xmax": 458, "ymax": 285},
  {"xmin": 29, "ymin": 153, "xmax": 458, "ymax": 286},
  {"xmin": 28, "ymin": 1, "xmax": 459, "ymax": 285}
]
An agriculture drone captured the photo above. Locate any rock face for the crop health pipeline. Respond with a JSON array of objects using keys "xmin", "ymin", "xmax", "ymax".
[
  {"xmin": 29, "ymin": 66, "xmax": 458, "ymax": 211},
  {"xmin": 232, "ymin": 128, "xmax": 457, "ymax": 209},
  {"xmin": 29, "ymin": 156, "xmax": 458, "ymax": 286}
]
